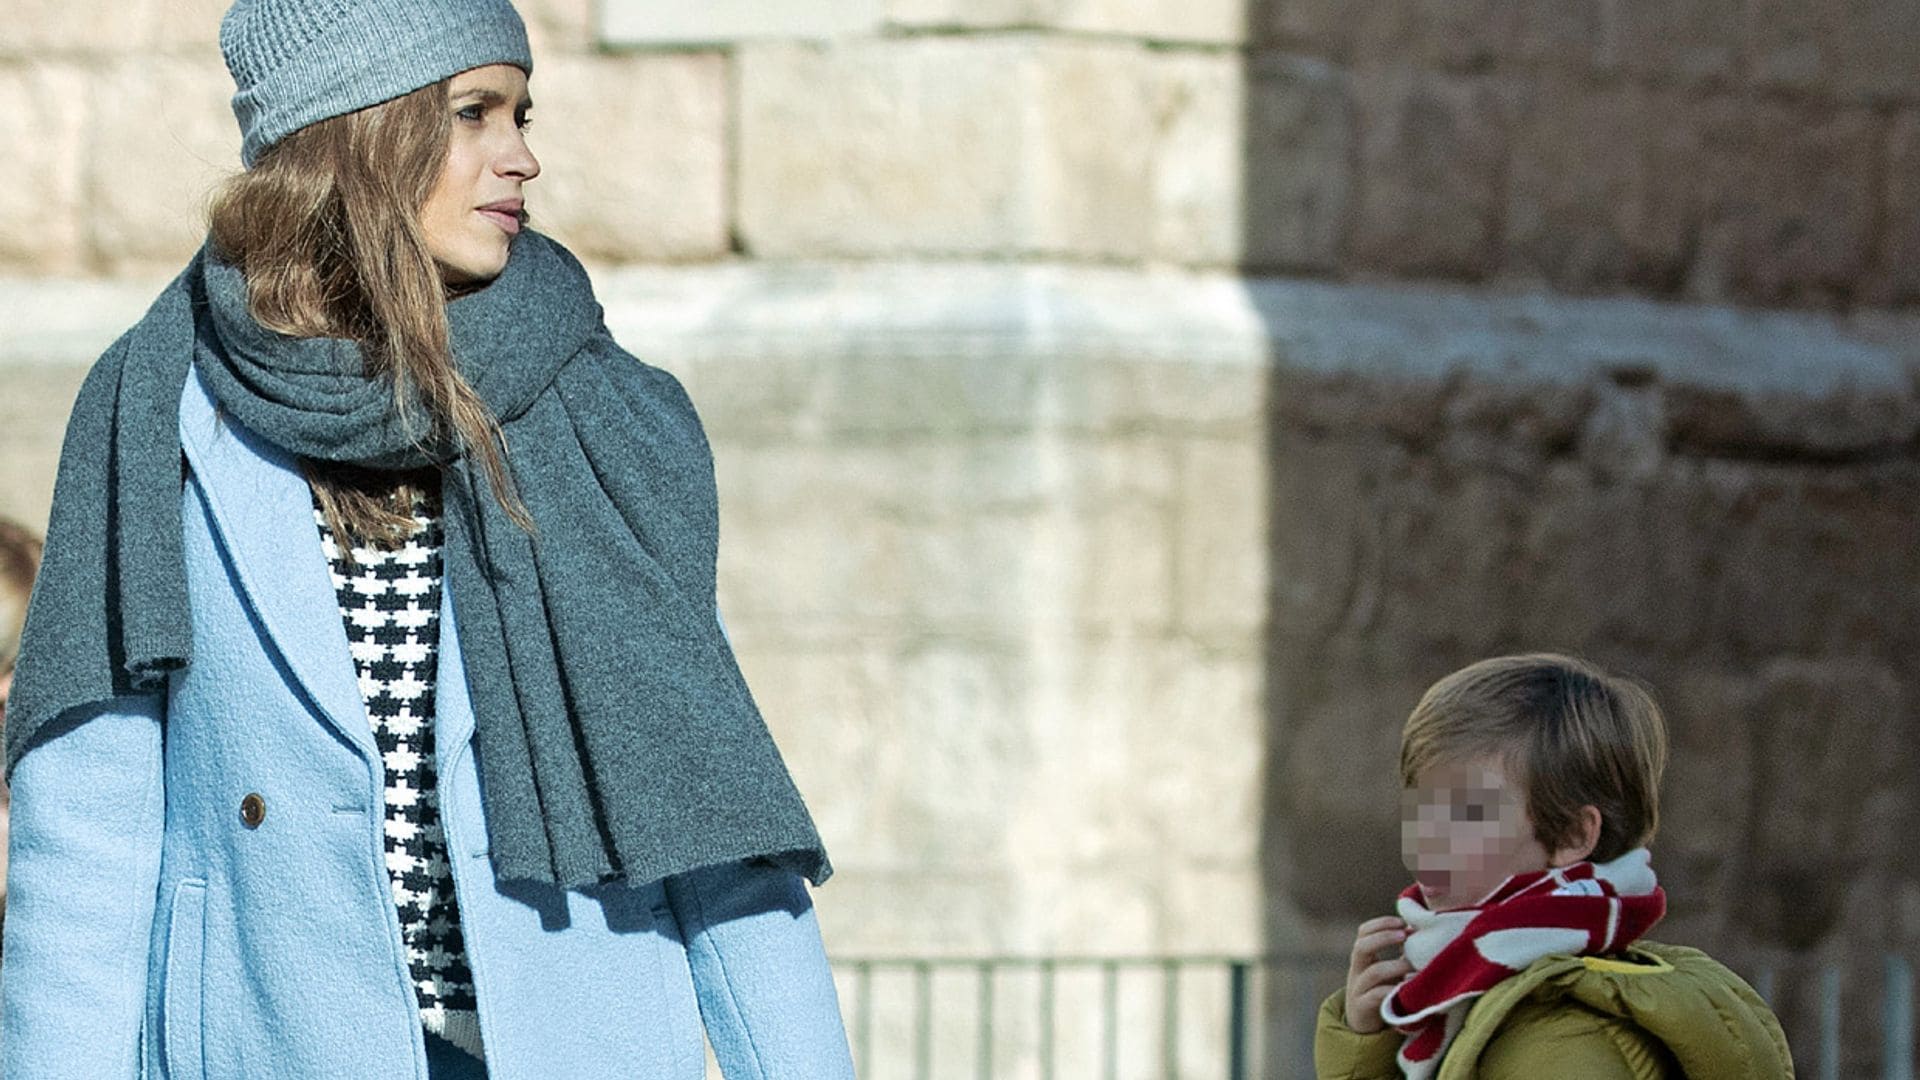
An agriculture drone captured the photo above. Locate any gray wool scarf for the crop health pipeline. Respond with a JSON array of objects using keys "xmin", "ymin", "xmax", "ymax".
[{"xmin": 7, "ymin": 228, "xmax": 830, "ymax": 891}]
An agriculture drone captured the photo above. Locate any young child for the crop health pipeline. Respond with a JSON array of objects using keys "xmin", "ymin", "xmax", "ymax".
[
  {"xmin": 0, "ymin": 517, "xmax": 41, "ymax": 934},
  {"xmin": 1315, "ymin": 653, "xmax": 1793, "ymax": 1079},
  {"xmin": 0, "ymin": 516, "xmax": 39, "ymax": 738}
]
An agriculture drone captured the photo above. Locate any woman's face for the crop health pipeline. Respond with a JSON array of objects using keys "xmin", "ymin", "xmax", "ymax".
[{"xmin": 421, "ymin": 63, "xmax": 538, "ymax": 290}]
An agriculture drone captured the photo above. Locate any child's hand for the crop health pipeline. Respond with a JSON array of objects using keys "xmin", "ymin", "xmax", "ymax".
[{"xmin": 1343, "ymin": 915, "xmax": 1413, "ymax": 1034}]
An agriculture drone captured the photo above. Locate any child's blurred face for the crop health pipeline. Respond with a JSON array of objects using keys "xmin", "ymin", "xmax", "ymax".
[{"xmin": 1401, "ymin": 754, "xmax": 1551, "ymax": 911}]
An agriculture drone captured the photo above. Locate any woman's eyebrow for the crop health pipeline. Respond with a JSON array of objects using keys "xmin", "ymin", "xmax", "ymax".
[{"xmin": 456, "ymin": 89, "xmax": 535, "ymax": 109}]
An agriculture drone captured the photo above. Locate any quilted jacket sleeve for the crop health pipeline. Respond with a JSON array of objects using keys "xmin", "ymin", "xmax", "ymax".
[{"xmin": 1315, "ymin": 987, "xmax": 1404, "ymax": 1080}]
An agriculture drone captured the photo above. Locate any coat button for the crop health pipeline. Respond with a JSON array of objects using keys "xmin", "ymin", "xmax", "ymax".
[{"xmin": 240, "ymin": 792, "xmax": 266, "ymax": 829}]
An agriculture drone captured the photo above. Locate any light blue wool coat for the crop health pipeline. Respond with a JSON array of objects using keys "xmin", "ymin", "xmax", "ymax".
[{"xmin": 0, "ymin": 365, "xmax": 856, "ymax": 1079}]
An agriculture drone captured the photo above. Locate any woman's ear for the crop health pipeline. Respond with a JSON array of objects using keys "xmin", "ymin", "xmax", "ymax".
[{"xmin": 1549, "ymin": 805, "xmax": 1603, "ymax": 867}]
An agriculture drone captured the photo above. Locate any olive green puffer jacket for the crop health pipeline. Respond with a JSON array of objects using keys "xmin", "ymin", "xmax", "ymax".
[{"xmin": 1315, "ymin": 942, "xmax": 1794, "ymax": 1079}]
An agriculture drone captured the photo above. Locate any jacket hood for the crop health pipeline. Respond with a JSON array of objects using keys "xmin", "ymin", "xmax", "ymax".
[{"xmin": 1440, "ymin": 941, "xmax": 1794, "ymax": 1080}]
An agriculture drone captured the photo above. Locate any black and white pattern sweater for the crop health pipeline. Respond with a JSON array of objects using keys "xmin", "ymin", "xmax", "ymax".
[{"xmin": 314, "ymin": 487, "xmax": 484, "ymax": 1062}]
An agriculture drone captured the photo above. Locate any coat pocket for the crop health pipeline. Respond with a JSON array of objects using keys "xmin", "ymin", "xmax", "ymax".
[{"xmin": 161, "ymin": 879, "xmax": 208, "ymax": 1080}]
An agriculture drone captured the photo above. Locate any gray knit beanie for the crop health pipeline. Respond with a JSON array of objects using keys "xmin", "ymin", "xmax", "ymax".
[{"xmin": 220, "ymin": 0, "xmax": 534, "ymax": 169}]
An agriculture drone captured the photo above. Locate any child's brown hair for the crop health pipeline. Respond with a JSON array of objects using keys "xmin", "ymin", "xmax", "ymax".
[
  {"xmin": 0, "ymin": 517, "xmax": 43, "ymax": 681},
  {"xmin": 1399, "ymin": 653, "xmax": 1669, "ymax": 863}
]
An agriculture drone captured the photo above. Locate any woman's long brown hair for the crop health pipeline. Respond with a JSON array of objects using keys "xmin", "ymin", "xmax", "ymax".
[{"xmin": 204, "ymin": 78, "xmax": 531, "ymax": 555}]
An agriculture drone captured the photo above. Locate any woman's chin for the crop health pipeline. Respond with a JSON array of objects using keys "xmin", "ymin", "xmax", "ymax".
[{"xmin": 437, "ymin": 249, "xmax": 509, "ymax": 292}]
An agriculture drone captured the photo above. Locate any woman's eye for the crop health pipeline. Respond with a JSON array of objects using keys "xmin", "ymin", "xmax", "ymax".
[{"xmin": 1456, "ymin": 802, "xmax": 1488, "ymax": 822}]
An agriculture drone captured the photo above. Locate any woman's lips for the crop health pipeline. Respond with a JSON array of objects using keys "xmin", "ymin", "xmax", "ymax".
[{"xmin": 478, "ymin": 208, "xmax": 521, "ymax": 235}]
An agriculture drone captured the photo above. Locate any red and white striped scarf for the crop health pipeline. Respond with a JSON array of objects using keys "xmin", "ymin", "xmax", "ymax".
[{"xmin": 1379, "ymin": 848, "xmax": 1666, "ymax": 1079}]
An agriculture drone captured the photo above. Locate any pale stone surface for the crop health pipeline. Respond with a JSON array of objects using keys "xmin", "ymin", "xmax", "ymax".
[
  {"xmin": 1145, "ymin": 51, "xmax": 1246, "ymax": 265},
  {"xmin": 738, "ymin": 39, "xmax": 1241, "ymax": 264},
  {"xmin": 885, "ymin": 0, "xmax": 1246, "ymax": 44},
  {"xmin": 600, "ymin": 0, "xmax": 883, "ymax": 44},
  {"xmin": 85, "ymin": 56, "xmax": 242, "ymax": 275},
  {"xmin": 515, "ymin": 0, "xmax": 598, "ymax": 53},
  {"xmin": 0, "ymin": 63, "xmax": 91, "ymax": 274},
  {"xmin": 148, "ymin": 0, "xmax": 227, "ymax": 55},
  {"xmin": 1349, "ymin": 65, "xmax": 1512, "ymax": 279},
  {"xmin": 737, "ymin": 39, "xmax": 1034, "ymax": 258},
  {"xmin": 0, "ymin": 0, "xmax": 158, "ymax": 55},
  {"xmin": 524, "ymin": 53, "xmax": 730, "ymax": 262},
  {"xmin": 0, "ymin": 364, "xmax": 89, "ymax": 535}
]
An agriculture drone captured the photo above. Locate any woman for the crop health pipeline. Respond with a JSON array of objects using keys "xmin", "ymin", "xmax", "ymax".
[{"xmin": 1, "ymin": 1, "xmax": 855, "ymax": 1077}]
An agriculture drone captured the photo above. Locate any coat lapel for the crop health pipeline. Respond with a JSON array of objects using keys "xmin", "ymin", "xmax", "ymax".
[{"xmin": 177, "ymin": 364, "xmax": 378, "ymax": 759}]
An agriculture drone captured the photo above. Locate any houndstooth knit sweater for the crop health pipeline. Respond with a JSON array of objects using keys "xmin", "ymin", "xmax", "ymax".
[{"xmin": 313, "ymin": 485, "xmax": 484, "ymax": 1062}]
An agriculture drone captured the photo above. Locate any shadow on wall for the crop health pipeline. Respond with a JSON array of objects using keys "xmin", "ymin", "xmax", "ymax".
[{"xmin": 1243, "ymin": 3, "xmax": 1920, "ymax": 1076}]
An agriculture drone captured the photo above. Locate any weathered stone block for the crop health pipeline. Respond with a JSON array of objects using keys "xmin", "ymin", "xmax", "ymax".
[
  {"xmin": 1711, "ymin": 463, "xmax": 1920, "ymax": 659},
  {"xmin": 1744, "ymin": 657, "xmax": 1908, "ymax": 949},
  {"xmin": 0, "ymin": 363, "xmax": 89, "ymax": 531},
  {"xmin": 1, "ymin": 0, "xmax": 157, "ymax": 55},
  {"xmin": 600, "ymin": 0, "xmax": 883, "ymax": 44},
  {"xmin": 1612, "ymin": 0, "xmax": 1743, "ymax": 85},
  {"xmin": 148, "ymin": 0, "xmax": 226, "ymax": 55},
  {"xmin": 516, "ymin": 0, "xmax": 598, "ymax": 52},
  {"xmin": 738, "ymin": 39, "xmax": 1240, "ymax": 264},
  {"xmin": 1651, "ymin": 96, "xmax": 1878, "ymax": 306},
  {"xmin": 1268, "ymin": 656, "xmax": 1428, "ymax": 920},
  {"xmin": 86, "ymin": 57, "xmax": 240, "ymax": 275},
  {"xmin": 1742, "ymin": 0, "xmax": 1827, "ymax": 93},
  {"xmin": 1140, "ymin": 52, "xmax": 1243, "ymax": 266},
  {"xmin": 1511, "ymin": 0, "xmax": 1615, "ymax": 68},
  {"xmin": 885, "ymin": 0, "xmax": 1245, "ymax": 44},
  {"xmin": 1173, "ymin": 438, "xmax": 1268, "ymax": 637},
  {"xmin": 1503, "ymin": 78, "xmax": 1689, "ymax": 294},
  {"xmin": 1243, "ymin": 53, "xmax": 1351, "ymax": 273},
  {"xmin": 1275, "ymin": 0, "xmax": 1585, "ymax": 69},
  {"xmin": 1824, "ymin": 0, "xmax": 1920, "ymax": 102},
  {"xmin": 737, "ymin": 39, "xmax": 1034, "ymax": 258},
  {"xmin": 0, "ymin": 63, "xmax": 90, "ymax": 274},
  {"xmin": 526, "ymin": 53, "xmax": 729, "ymax": 262},
  {"xmin": 1350, "ymin": 66, "xmax": 1512, "ymax": 279},
  {"xmin": 1867, "ymin": 111, "xmax": 1920, "ymax": 305}
]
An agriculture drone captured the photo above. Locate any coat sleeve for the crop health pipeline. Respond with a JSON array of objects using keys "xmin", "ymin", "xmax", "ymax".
[
  {"xmin": 663, "ymin": 858, "xmax": 855, "ymax": 1080},
  {"xmin": 1, "ymin": 694, "xmax": 166, "ymax": 1079},
  {"xmin": 1314, "ymin": 988, "xmax": 1404, "ymax": 1080}
]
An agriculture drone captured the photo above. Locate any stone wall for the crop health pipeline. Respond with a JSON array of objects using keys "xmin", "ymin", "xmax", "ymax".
[{"xmin": 10, "ymin": 0, "xmax": 1920, "ymax": 310}]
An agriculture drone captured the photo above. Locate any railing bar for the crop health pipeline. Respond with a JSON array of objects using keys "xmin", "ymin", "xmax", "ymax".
[
  {"xmin": 1103, "ymin": 960, "xmax": 1120, "ymax": 1080},
  {"xmin": 916, "ymin": 960, "xmax": 934, "ymax": 1080},
  {"xmin": 1297, "ymin": 963, "xmax": 1320, "ymax": 1076},
  {"xmin": 1162, "ymin": 960, "xmax": 1180, "ymax": 1080},
  {"xmin": 1820, "ymin": 965, "xmax": 1841, "ymax": 1080},
  {"xmin": 1040, "ymin": 958, "xmax": 1057, "ymax": 1080},
  {"xmin": 855, "ymin": 961, "xmax": 874, "ymax": 1078},
  {"xmin": 1227, "ymin": 962, "xmax": 1249, "ymax": 1080},
  {"xmin": 977, "ymin": 960, "xmax": 995, "ymax": 1080},
  {"xmin": 1887, "ymin": 954, "xmax": 1914, "ymax": 1080}
]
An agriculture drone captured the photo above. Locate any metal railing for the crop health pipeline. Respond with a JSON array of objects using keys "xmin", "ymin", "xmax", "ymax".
[{"xmin": 833, "ymin": 952, "xmax": 1918, "ymax": 1079}]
